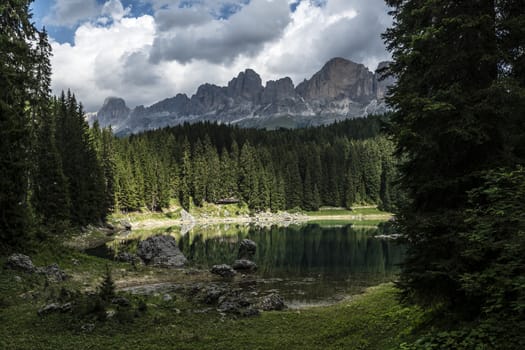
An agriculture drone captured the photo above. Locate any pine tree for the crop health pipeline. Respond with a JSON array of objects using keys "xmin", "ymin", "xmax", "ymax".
[
  {"xmin": 384, "ymin": 0, "xmax": 523, "ymax": 311},
  {"xmin": 178, "ymin": 139, "xmax": 192, "ymax": 210},
  {"xmin": 30, "ymin": 28, "xmax": 70, "ymax": 232},
  {"xmin": 238, "ymin": 141, "xmax": 257, "ymax": 206},
  {"xmin": 204, "ymin": 136, "xmax": 221, "ymax": 203},
  {"xmin": 270, "ymin": 174, "xmax": 286, "ymax": 212},
  {"xmin": 54, "ymin": 93, "xmax": 107, "ymax": 225},
  {"xmin": 33, "ymin": 105, "xmax": 70, "ymax": 229},
  {"xmin": 0, "ymin": 0, "xmax": 39, "ymax": 246}
]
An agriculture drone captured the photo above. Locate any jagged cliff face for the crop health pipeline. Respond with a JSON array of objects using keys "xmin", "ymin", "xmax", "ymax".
[
  {"xmin": 88, "ymin": 58, "xmax": 393, "ymax": 135},
  {"xmin": 95, "ymin": 97, "xmax": 130, "ymax": 130},
  {"xmin": 296, "ymin": 58, "xmax": 375, "ymax": 103}
]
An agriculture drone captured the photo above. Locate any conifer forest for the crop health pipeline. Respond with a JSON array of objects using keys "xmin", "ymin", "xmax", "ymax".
[{"xmin": 1, "ymin": 1, "xmax": 524, "ymax": 349}]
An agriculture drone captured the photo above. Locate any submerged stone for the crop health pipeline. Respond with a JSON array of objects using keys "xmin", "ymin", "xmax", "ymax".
[{"xmin": 238, "ymin": 239, "xmax": 257, "ymax": 259}]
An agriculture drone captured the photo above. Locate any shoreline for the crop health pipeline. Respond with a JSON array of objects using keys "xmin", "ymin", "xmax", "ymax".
[{"xmin": 126, "ymin": 212, "xmax": 393, "ymax": 230}]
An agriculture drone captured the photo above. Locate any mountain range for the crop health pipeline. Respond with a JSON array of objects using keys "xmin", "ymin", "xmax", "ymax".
[{"xmin": 88, "ymin": 57, "xmax": 393, "ymax": 135}]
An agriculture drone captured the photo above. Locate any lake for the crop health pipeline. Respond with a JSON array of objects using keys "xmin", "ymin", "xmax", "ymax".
[{"xmin": 89, "ymin": 223, "xmax": 404, "ymax": 307}]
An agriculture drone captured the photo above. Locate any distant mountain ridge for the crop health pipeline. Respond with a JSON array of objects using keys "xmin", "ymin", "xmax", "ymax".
[{"xmin": 89, "ymin": 57, "xmax": 393, "ymax": 135}]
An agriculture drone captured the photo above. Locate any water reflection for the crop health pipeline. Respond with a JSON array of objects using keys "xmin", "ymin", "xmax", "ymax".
[
  {"xmin": 181, "ymin": 224, "xmax": 403, "ymax": 278},
  {"xmin": 93, "ymin": 223, "xmax": 404, "ymax": 305},
  {"xmin": 179, "ymin": 223, "xmax": 404, "ymax": 305}
]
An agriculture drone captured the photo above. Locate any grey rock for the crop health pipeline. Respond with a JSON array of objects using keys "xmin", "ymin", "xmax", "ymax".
[
  {"xmin": 296, "ymin": 57, "xmax": 375, "ymax": 103},
  {"xmin": 38, "ymin": 303, "xmax": 61, "ymax": 315},
  {"xmin": 227, "ymin": 69, "xmax": 263, "ymax": 100},
  {"xmin": 238, "ymin": 239, "xmax": 257, "ymax": 259},
  {"xmin": 111, "ymin": 297, "xmax": 131, "ymax": 307},
  {"xmin": 163, "ymin": 294, "xmax": 173, "ymax": 302},
  {"xmin": 38, "ymin": 302, "xmax": 72, "ymax": 316},
  {"xmin": 258, "ymin": 293, "xmax": 286, "ymax": 311},
  {"xmin": 6, "ymin": 253, "xmax": 36, "ymax": 273},
  {"xmin": 60, "ymin": 302, "xmax": 72, "ymax": 312},
  {"xmin": 180, "ymin": 209, "xmax": 195, "ymax": 222},
  {"xmin": 115, "ymin": 252, "xmax": 139, "ymax": 263},
  {"xmin": 90, "ymin": 57, "xmax": 394, "ymax": 135},
  {"xmin": 137, "ymin": 235, "xmax": 187, "ymax": 267},
  {"xmin": 374, "ymin": 61, "xmax": 395, "ymax": 99},
  {"xmin": 91, "ymin": 97, "xmax": 130, "ymax": 130},
  {"xmin": 232, "ymin": 259, "xmax": 257, "ymax": 272},
  {"xmin": 81, "ymin": 323, "xmax": 95, "ymax": 332},
  {"xmin": 37, "ymin": 263, "xmax": 68, "ymax": 282},
  {"xmin": 210, "ymin": 264, "xmax": 236, "ymax": 278},
  {"xmin": 121, "ymin": 220, "xmax": 132, "ymax": 231},
  {"xmin": 202, "ymin": 285, "xmax": 227, "ymax": 304},
  {"xmin": 217, "ymin": 294, "xmax": 253, "ymax": 315}
]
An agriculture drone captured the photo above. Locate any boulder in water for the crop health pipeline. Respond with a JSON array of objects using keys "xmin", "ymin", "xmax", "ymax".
[
  {"xmin": 210, "ymin": 264, "xmax": 236, "ymax": 278},
  {"xmin": 258, "ymin": 293, "xmax": 286, "ymax": 311},
  {"xmin": 137, "ymin": 235, "xmax": 187, "ymax": 267},
  {"xmin": 232, "ymin": 259, "xmax": 257, "ymax": 272}
]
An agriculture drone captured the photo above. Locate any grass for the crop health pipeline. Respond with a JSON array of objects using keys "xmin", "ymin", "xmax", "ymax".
[
  {"xmin": 0, "ymin": 274, "xmax": 421, "ymax": 349},
  {"xmin": 109, "ymin": 202, "xmax": 251, "ymax": 224},
  {"xmin": 0, "ymin": 243, "xmax": 423, "ymax": 350},
  {"xmin": 307, "ymin": 219, "xmax": 385, "ymax": 227},
  {"xmin": 307, "ymin": 208, "xmax": 355, "ymax": 216},
  {"xmin": 306, "ymin": 206, "xmax": 391, "ymax": 217},
  {"xmin": 350, "ymin": 207, "xmax": 390, "ymax": 216}
]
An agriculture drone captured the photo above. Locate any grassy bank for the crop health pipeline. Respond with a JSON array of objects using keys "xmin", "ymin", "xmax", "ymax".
[
  {"xmin": 0, "ymin": 256, "xmax": 422, "ymax": 350},
  {"xmin": 108, "ymin": 204, "xmax": 393, "ymax": 231}
]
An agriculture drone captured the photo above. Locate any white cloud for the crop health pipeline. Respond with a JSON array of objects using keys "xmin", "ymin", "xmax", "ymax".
[
  {"xmin": 51, "ymin": 15, "xmax": 159, "ymax": 110},
  {"xmin": 101, "ymin": 0, "xmax": 131, "ymax": 21},
  {"xmin": 150, "ymin": 0, "xmax": 292, "ymax": 64},
  {"xmin": 49, "ymin": 0, "xmax": 392, "ymax": 112}
]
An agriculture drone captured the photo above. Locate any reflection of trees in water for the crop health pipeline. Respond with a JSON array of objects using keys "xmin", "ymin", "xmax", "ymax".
[{"xmin": 179, "ymin": 224, "xmax": 405, "ymax": 277}]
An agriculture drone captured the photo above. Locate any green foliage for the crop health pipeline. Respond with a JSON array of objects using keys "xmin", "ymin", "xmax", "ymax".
[
  {"xmin": 55, "ymin": 92, "xmax": 108, "ymax": 225},
  {"xmin": 460, "ymin": 167, "xmax": 525, "ymax": 316},
  {"xmin": 384, "ymin": 0, "xmax": 525, "ymax": 347},
  {"xmin": 106, "ymin": 117, "xmax": 399, "ymax": 214},
  {"xmin": 385, "ymin": 0, "xmax": 525, "ymax": 310},
  {"xmin": 0, "ymin": 274, "xmax": 422, "ymax": 350},
  {"xmin": 98, "ymin": 265, "xmax": 116, "ymax": 302},
  {"xmin": 0, "ymin": 0, "xmax": 39, "ymax": 247}
]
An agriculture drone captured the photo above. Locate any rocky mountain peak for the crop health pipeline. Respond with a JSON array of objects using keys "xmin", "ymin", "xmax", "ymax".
[
  {"xmin": 375, "ymin": 61, "xmax": 391, "ymax": 72},
  {"xmin": 94, "ymin": 97, "xmax": 130, "ymax": 127},
  {"xmin": 261, "ymin": 77, "xmax": 296, "ymax": 104},
  {"xmin": 92, "ymin": 57, "xmax": 394, "ymax": 134},
  {"xmin": 101, "ymin": 96, "xmax": 128, "ymax": 110},
  {"xmin": 296, "ymin": 57, "xmax": 375, "ymax": 103},
  {"xmin": 374, "ymin": 61, "xmax": 395, "ymax": 99},
  {"xmin": 227, "ymin": 69, "xmax": 263, "ymax": 100}
]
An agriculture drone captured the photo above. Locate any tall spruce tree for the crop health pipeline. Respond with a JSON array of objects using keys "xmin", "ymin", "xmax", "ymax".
[
  {"xmin": 384, "ymin": 0, "xmax": 524, "ymax": 313},
  {"xmin": 0, "ymin": 1, "xmax": 40, "ymax": 246},
  {"xmin": 31, "ymin": 29, "xmax": 70, "ymax": 232}
]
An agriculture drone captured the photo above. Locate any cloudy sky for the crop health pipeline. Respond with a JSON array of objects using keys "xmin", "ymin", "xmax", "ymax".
[{"xmin": 31, "ymin": 0, "xmax": 392, "ymax": 112}]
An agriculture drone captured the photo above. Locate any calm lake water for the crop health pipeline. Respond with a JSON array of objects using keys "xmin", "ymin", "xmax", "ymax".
[{"xmin": 89, "ymin": 223, "xmax": 404, "ymax": 307}]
